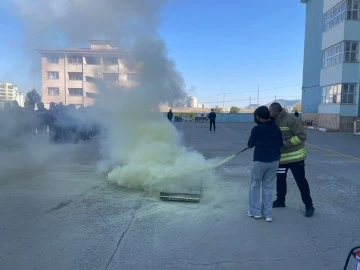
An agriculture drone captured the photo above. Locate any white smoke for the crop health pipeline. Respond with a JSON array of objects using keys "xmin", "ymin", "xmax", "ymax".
[{"xmin": 9, "ymin": 0, "xmax": 216, "ymax": 192}]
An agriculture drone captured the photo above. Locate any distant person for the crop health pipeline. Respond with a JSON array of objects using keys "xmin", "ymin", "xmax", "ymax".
[
  {"xmin": 269, "ymin": 102, "xmax": 315, "ymax": 217},
  {"xmin": 167, "ymin": 109, "xmax": 173, "ymax": 122},
  {"xmin": 208, "ymin": 109, "xmax": 216, "ymax": 132},
  {"xmin": 35, "ymin": 102, "xmax": 48, "ymax": 135},
  {"xmin": 247, "ymin": 106, "xmax": 283, "ymax": 222}
]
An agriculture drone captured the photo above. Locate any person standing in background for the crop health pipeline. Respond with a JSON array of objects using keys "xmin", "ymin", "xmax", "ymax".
[
  {"xmin": 208, "ymin": 109, "xmax": 216, "ymax": 132},
  {"xmin": 167, "ymin": 109, "xmax": 173, "ymax": 122}
]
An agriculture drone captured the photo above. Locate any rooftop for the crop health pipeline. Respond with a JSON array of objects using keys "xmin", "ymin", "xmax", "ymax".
[{"xmin": 38, "ymin": 40, "xmax": 131, "ymax": 55}]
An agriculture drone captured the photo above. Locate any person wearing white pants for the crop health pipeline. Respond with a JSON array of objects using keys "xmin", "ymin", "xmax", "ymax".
[{"xmin": 247, "ymin": 106, "xmax": 283, "ymax": 222}]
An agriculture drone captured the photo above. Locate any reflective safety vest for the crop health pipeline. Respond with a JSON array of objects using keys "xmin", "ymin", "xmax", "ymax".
[{"xmin": 275, "ymin": 110, "xmax": 307, "ymax": 164}]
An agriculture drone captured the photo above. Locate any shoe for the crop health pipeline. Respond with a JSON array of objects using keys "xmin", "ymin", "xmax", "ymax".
[
  {"xmin": 247, "ymin": 211, "xmax": 262, "ymax": 219},
  {"xmin": 305, "ymin": 206, "xmax": 315, "ymax": 217},
  {"xmin": 265, "ymin": 217, "xmax": 273, "ymax": 222},
  {"xmin": 272, "ymin": 200, "xmax": 286, "ymax": 208}
]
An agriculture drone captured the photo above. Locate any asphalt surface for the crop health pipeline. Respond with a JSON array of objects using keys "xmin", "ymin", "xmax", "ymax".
[{"xmin": 0, "ymin": 123, "xmax": 359, "ymax": 270}]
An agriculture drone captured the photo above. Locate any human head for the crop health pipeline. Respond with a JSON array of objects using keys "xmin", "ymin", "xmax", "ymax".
[
  {"xmin": 37, "ymin": 102, "xmax": 44, "ymax": 110},
  {"xmin": 269, "ymin": 102, "xmax": 283, "ymax": 118},
  {"xmin": 211, "ymin": 109, "xmax": 214, "ymax": 112},
  {"xmin": 50, "ymin": 102, "xmax": 56, "ymax": 110},
  {"xmin": 254, "ymin": 106, "xmax": 270, "ymax": 124},
  {"xmin": 169, "ymin": 109, "xmax": 172, "ymax": 112}
]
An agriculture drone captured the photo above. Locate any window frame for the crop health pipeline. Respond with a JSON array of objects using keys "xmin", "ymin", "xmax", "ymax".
[
  {"xmin": 68, "ymin": 72, "xmax": 83, "ymax": 81},
  {"xmin": 68, "ymin": 88, "xmax": 83, "ymax": 97},
  {"xmin": 47, "ymin": 71, "xmax": 59, "ymax": 80},
  {"xmin": 47, "ymin": 87, "xmax": 60, "ymax": 96},
  {"xmin": 68, "ymin": 55, "xmax": 83, "ymax": 64},
  {"xmin": 47, "ymin": 56, "xmax": 59, "ymax": 64}
]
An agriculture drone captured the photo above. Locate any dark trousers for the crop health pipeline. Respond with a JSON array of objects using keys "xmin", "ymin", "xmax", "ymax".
[
  {"xmin": 276, "ymin": 160, "xmax": 313, "ymax": 208},
  {"xmin": 209, "ymin": 120, "xmax": 216, "ymax": 131}
]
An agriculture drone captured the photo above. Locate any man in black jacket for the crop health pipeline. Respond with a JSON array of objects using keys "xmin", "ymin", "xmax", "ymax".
[{"xmin": 208, "ymin": 109, "xmax": 216, "ymax": 132}]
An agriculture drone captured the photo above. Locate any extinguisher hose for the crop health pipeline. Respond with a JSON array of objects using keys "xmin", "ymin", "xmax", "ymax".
[{"xmin": 343, "ymin": 246, "xmax": 360, "ymax": 270}]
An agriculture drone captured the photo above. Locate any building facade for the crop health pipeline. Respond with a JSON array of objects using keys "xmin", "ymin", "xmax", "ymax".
[
  {"xmin": 0, "ymin": 81, "xmax": 25, "ymax": 108},
  {"xmin": 39, "ymin": 40, "xmax": 137, "ymax": 108},
  {"xmin": 301, "ymin": 0, "xmax": 360, "ymax": 130}
]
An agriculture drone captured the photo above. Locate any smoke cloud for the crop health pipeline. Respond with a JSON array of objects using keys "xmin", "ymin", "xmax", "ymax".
[{"xmin": 7, "ymin": 0, "xmax": 215, "ymax": 193}]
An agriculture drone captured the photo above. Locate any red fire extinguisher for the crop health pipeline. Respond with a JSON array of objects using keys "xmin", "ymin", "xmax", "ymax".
[{"xmin": 344, "ymin": 247, "xmax": 360, "ymax": 270}]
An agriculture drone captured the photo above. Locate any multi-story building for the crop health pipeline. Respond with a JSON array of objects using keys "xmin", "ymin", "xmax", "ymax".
[
  {"xmin": 38, "ymin": 40, "xmax": 137, "ymax": 108},
  {"xmin": 0, "ymin": 81, "xmax": 25, "ymax": 108},
  {"xmin": 301, "ymin": 0, "xmax": 360, "ymax": 130}
]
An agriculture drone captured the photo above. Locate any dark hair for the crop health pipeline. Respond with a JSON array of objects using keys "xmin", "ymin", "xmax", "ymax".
[
  {"xmin": 270, "ymin": 102, "xmax": 283, "ymax": 113},
  {"xmin": 254, "ymin": 106, "xmax": 270, "ymax": 123}
]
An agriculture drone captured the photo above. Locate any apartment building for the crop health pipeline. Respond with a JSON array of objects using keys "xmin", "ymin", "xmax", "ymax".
[
  {"xmin": 38, "ymin": 40, "xmax": 137, "ymax": 108},
  {"xmin": 301, "ymin": 0, "xmax": 360, "ymax": 131},
  {"xmin": 0, "ymin": 81, "xmax": 25, "ymax": 108}
]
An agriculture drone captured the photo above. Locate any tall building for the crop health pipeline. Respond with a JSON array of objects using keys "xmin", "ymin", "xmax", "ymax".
[
  {"xmin": 187, "ymin": 96, "xmax": 198, "ymax": 108},
  {"xmin": 38, "ymin": 40, "xmax": 137, "ymax": 108},
  {"xmin": 301, "ymin": 0, "xmax": 360, "ymax": 131},
  {"xmin": 0, "ymin": 81, "xmax": 25, "ymax": 108}
]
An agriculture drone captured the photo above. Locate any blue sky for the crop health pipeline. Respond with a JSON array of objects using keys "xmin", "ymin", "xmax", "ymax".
[{"xmin": 0, "ymin": 0, "xmax": 306, "ymax": 107}]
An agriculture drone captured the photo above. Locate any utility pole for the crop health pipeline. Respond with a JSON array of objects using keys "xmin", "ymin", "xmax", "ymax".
[
  {"xmin": 257, "ymin": 85, "xmax": 260, "ymax": 105},
  {"xmin": 275, "ymin": 95, "xmax": 277, "ymax": 102},
  {"xmin": 223, "ymin": 92, "xmax": 226, "ymax": 112},
  {"xmin": 249, "ymin": 96, "xmax": 252, "ymax": 105}
]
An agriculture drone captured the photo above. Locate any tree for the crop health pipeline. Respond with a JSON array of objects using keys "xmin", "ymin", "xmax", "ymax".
[
  {"xmin": 213, "ymin": 106, "xmax": 223, "ymax": 113},
  {"xmin": 292, "ymin": 103, "xmax": 302, "ymax": 112},
  {"xmin": 229, "ymin": 106, "xmax": 240, "ymax": 113},
  {"xmin": 25, "ymin": 89, "xmax": 41, "ymax": 108}
]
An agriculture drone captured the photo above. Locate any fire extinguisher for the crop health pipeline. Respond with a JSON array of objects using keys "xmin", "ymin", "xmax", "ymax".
[{"xmin": 343, "ymin": 247, "xmax": 360, "ymax": 270}]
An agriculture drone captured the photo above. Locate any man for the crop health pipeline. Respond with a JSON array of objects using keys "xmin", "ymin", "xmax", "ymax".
[
  {"xmin": 269, "ymin": 102, "xmax": 315, "ymax": 217},
  {"xmin": 167, "ymin": 109, "xmax": 173, "ymax": 122},
  {"xmin": 35, "ymin": 102, "xmax": 48, "ymax": 135},
  {"xmin": 208, "ymin": 109, "xmax": 216, "ymax": 132}
]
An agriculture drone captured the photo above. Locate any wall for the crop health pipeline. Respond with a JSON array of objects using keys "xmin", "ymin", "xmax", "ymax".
[
  {"xmin": 322, "ymin": 22, "xmax": 345, "ymax": 50},
  {"xmin": 301, "ymin": 0, "xmax": 324, "ymax": 113},
  {"xmin": 42, "ymin": 55, "xmax": 66, "ymax": 107}
]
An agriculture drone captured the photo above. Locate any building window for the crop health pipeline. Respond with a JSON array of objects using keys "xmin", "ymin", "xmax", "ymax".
[
  {"xmin": 48, "ymin": 87, "xmax": 60, "ymax": 96},
  {"xmin": 85, "ymin": 56, "xmax": 100, "ymax": 65},
  {"xmin": 103, "ymin": 73, "xmax": 118, "ymax": 81},
  {"xmin": 323, "ymin": 41, "xmax": 358, "ymax": 67},
  {"xmin": 323, "ymin": 42, "xmax": 344, "ymax": 67},
  {"xmin": 47, "ymin": 56, "xmax": 59, "ymax": 64},
  {"xmin": 345, "ymin": 41, "xmax": 358, "ymax": 61},
  {"xmin": 48, "ymin": 71, "xmax": 59, "ymax": 80},
  {"xmin": 103, "ymin": 57, "xmax": 118, "ymax": 65},
  {"xmin": 68, "ymin": 88, "xmax": 83, "ymax": 96},
  {"xmin": 347, "ymin": 0, "xmax": 360, "ymax": 20},
  {"xmin": 322, "ymin": 83, "xmax": 357, "ymax": 104},
  {"xmin": 342, "ymin": 83, "xmax": 357, "ymax": 103},
  {"xmin": 68, "ymin": 56, "xmax": 83, "ymax": 64},
  {"xmin": 68, "ymin": 72, "xmax": 83, "ymax": 81},
  {"xmin": 324, "ymin": 1, "xmax": 346, "ymax": 31}
]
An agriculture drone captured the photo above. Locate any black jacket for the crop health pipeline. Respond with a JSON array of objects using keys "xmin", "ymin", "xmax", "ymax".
[
  {"xmin": 208, "ymin": 112, "xmax": 216, "ymax": 121},
  {"xmin": 248, "ymin": 121, "xmax": 283, "ymax": 163}
]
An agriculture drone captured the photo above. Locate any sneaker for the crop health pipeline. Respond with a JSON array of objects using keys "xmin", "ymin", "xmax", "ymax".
[
  {"xmin": 273, "ymin": 200, "xmax": 286, "ymax": 208},
  {"xmin": 247, "ymin": 211, "xmax": 262, "ymax": 219},
  {"xmin": 305, "ymin": 206, "xmax": 315, "ymax": 217},
  {"xmin": 265, "ymin": 217, "xmax": 273, "ymax": 222}
]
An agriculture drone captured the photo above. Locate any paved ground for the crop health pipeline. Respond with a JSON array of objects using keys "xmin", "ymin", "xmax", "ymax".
[{"xmin": 1, "ymin": 123, "xmax": 360, "ymax": 270}]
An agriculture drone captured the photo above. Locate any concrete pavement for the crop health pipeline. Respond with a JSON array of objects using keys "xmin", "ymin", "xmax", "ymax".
[{"xmin": 0, "ymin": 123, "xmax": 359, "ymax": 270}]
